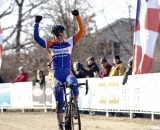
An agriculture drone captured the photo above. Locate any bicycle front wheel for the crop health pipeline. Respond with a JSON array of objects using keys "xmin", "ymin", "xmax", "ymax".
[{"xmin": 69, "ymin": 102, "xmax": 81, "ymax": 130}]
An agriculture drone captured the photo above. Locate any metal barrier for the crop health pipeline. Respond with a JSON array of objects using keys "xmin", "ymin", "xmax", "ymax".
[{"xmin": 1, "ymin": 73, "xmax": 160, "ymax": 120}]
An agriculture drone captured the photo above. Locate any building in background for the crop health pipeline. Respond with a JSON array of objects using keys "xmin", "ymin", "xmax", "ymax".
[{"xmin": 72, "ymin": 18, "xmax": 160, "ymax": 73}]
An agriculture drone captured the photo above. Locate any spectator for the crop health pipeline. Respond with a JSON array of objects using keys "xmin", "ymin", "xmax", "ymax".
[
  {"xmin": 80, "ymin": 56, "xmax": 99, "ymax": 78},
  {"xmin": 47, "ymin": 62, "xmax": 54, "ymax": 86},
  {"xmin": 122, "ymin": 57, "xmax": 144, "ymax": 118},
  {"xmin": 72, "ymin": 62, "xmax": 86, "ymax": 78},
  {"xmin": 99, "ymin": 57, "xmax": 112, "ymax": 78},
  {"xmin": 13, "ymin": 66, "xmax": 28, "ymax": 83},
  {"xmin": 109, "ymin": 55, "xmax": 125, "ymax": 117},
  {"xmin": 78, "ymin": 56, "xmax": 99, "ymax": 115},
  {"xmin": 122, "ymin": 57, "xmax": 133, "ymax": 85},
  {"xmin": 47, "ymin": 62, "xmax": 53, "ymax": 80},
  {"xmin": 36, "ymin": 70, "xmax": 45, "ymax": 89},
  {"xmin": 109, "ymin": 55, "xmax": 125, "ymax": 76}
]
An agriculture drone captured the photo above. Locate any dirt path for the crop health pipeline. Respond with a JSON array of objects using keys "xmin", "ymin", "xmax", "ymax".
[{"xmin": 0, "ymin": 112, "xmax": 160, "ymax": 130}]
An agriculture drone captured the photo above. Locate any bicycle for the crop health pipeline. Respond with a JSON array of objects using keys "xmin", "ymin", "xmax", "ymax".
[{"xmin": 58, "ymin": 80, "xmax": 89, "ymax": 130}]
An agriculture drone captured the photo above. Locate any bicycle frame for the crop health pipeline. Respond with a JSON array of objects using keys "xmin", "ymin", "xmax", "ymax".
[
  {"xmin": 58, "ymin": 80, "xmax": 88, "ymax": 130},
  {"xmin": 63, "ymin": 85, "xmax": 73, "ymax": 127}
]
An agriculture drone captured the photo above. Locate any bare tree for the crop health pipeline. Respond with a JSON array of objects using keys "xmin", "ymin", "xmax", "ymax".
[
  {"xmin": 3, "ymin": 0, "xmax": 48, "ymax": 53},
  {"xmin": 0, "ymin": 2, "xmax": 14, "ymax": 19},
  {"xmin": 1, "ymin": 0, "xmax": 49, "ymax": 81}
]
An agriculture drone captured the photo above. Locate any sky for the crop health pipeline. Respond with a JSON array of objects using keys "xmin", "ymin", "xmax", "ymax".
[
  {"xmin": 0, "ymin": 0, "xmax": 137, "ymax": 28},
  {"xmin": 91, "ymin": 0, "xmax": 137, "ymax": 29}
]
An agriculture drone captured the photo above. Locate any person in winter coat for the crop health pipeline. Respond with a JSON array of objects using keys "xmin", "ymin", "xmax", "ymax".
[
  {"xmin": 99, "ymin": 57, "xmax": 112, "ymax": 78},
  {"xmin": 36, "ymin": 70, "xmax": 45, "ymax": 89},
  {"xmin": 122, "ymin": 57, "xmax": 133, "ymax": 85},
  {"xmin": 72, "ymin": 62, "xmax": 86, "ymax": 78},
  {"xmin": 109, "ymin": 55, "xmax": 125, "ymax": 76},
  {"xmin": 13, "ymin": 66, "xmax": 28, "ymax": 83},
  {"xmin": 79, "ymin": 56, "xmax": 99, "ymax": 78}
]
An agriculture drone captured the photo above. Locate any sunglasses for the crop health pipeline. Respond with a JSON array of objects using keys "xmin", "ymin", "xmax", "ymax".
[{"xmin": 55, "ymin": 33, "xmax": 64, "ymax": 37}]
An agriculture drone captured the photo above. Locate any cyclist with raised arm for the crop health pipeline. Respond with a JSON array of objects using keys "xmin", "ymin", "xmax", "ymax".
[{"xmin": 34, "ymin": 10, "xmax": 84, "ymax": 130}]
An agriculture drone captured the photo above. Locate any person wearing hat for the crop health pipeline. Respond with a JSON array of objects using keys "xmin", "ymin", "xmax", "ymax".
[
  {"xmin": 122, "ymin": 56, "xmax": 133, "ymax": 85},
  {"xmin": 36, "ymin": 70, "xmax": 45, "ymax": 89},
  {"xmin": 72, "ymin": 62, "xmax": 86, "ymax": 78},
  {"xmin": 13, "ymin": 66, "xmax": 28, "ymax": 83},
  {"xmin": 46, "ymin": 62, "xmax": 53, "ymax": 81},
  {"xmin": 108, "ymin": 55, "xmax": 125, "ymax": 117},
  {"xmin": 99, "ymin": 57, "xmax": 112, "ymax": 78},
  {"xmin": 79, "ymin": 56, "xmax": 99, "ymax": 78},
  {"xmin": 109, "ymin": 55, "xmax": 125, "ymax": 76}
]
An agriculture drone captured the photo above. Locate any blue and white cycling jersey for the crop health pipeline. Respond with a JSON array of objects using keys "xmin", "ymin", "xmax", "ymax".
[{"xmin": 34, "ymin": 23, "xmax": 74, "ymax": 70}]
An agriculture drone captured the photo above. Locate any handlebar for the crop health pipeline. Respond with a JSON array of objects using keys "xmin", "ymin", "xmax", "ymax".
[{"xmin": 58, "ymin": 80, "xmax": 89, "ymax": 95}]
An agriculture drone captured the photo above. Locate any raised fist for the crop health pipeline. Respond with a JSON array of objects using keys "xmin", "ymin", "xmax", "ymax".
[
  {"xmin": 35, "ymin": 15, "xmax": 43, "ymax": 23},
  {"xmin": 71, "ymin": 10, "xmax": 79, "ymax": 16}
]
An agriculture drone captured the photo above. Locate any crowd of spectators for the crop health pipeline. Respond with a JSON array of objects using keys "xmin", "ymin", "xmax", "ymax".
[
  {"xmin": 9, "ymin": 61, "xmax": 54, "ymax": 89},
  {"xmin": 1, "ymin": 54, "xmax": 131, "ymax": 86},
  {"xmin": 71, "ymin": 54, "xmax": 132, "ymax": 84},
  {"xmin": 0, "ymin": 55, "xmax": 132, "ymax": 91}
]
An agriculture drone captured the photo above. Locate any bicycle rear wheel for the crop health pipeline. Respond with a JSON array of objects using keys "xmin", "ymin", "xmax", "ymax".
[{"xmin": 69, "ymin": 102, "xmax": 81, "ymax": 130}]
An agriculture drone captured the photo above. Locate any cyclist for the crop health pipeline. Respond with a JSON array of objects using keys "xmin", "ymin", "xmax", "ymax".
[
  {"xmin": 34, "ymin": 9, "xmax": 84, "ymax": 130},
  {"xmin": 122, "ymin": 56, "xmax": 133, "ymax": 85}
]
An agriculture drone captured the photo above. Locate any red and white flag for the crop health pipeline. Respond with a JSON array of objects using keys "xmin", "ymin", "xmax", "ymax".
[
  {"xmin": 133, "ymin": 0, "xmax": 160, "ymax": 74},
  {"xmin": 0, "ymin": 24, "xmax": 3, "ymax": 69}
]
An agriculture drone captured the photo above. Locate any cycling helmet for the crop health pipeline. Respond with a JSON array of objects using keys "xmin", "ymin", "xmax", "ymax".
[{"xmin": 51, "ymin": 24, "xmax": 65, "ymax": 35}]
